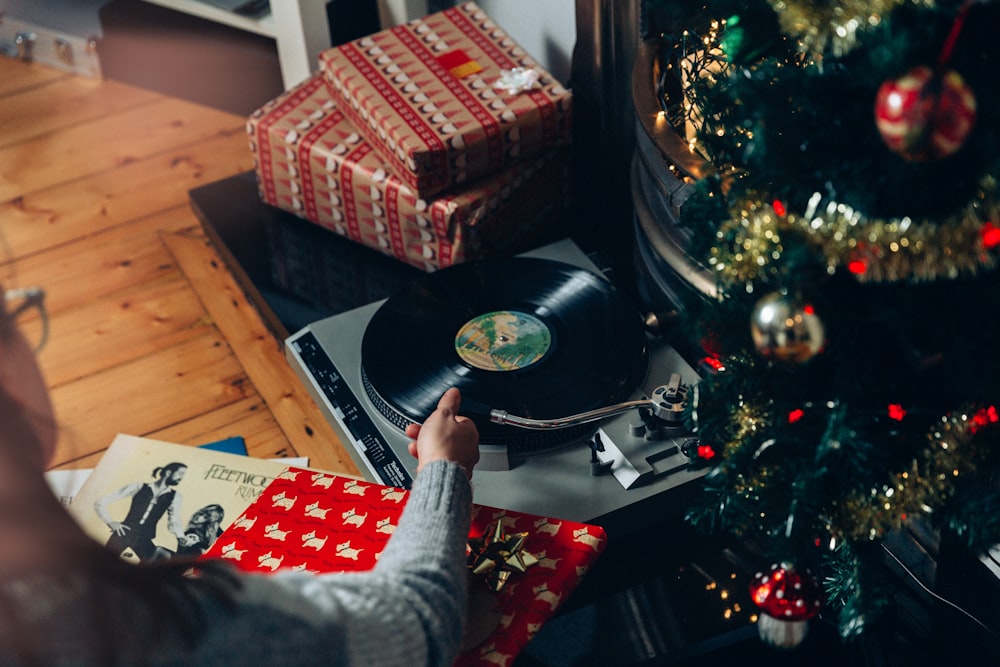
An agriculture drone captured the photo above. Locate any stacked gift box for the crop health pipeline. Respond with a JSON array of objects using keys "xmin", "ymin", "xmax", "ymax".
[{"xmin": 248, "ymin": 2, "xmax": 573, "ymax": 275}]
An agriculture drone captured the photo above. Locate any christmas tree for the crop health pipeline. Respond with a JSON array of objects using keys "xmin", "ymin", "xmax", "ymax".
[{"xmin": 645, "ymin": 0, "xmax": 1000, "ymax": 648}]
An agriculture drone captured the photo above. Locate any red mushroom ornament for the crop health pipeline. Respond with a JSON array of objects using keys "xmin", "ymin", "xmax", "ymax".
[{"xmin": 749, "ymin": 562, "xmax": 823, "ymax": 649}]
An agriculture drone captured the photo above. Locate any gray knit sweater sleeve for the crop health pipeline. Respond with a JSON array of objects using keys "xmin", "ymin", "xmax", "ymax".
[{"xmin": 191, "ymin": 460, "xmax": 473, "ymax": 667}]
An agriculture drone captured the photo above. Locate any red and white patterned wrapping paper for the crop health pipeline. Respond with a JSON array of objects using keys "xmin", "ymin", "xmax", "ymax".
[
  {"xmin": 317, "ymin": 2, "xmax": 572, "ymax": 197},
  {"xmin": 203, "ymin": 468, "xmax": 607, "ymax": 667},
  {"xmin": 248, "ymin": 74, "xmax": 570, "ymax": 271}
]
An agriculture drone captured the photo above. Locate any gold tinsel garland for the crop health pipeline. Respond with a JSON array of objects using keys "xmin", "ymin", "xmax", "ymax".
[
  {"xmin": 709, "ymin": 176, "xmax": 1000, "ymax": 285},
  {"xmin": 664, "ymin": 2, "xmax": 995, "ymax": 287},
  {"xmin": 766, "ymin": 0, "xmax": 932, "ymax": 59},
  {"xmin": 707, "ymin": 399, "xmax": 995, "ymax": 545},
  {"xmin": 690, "ymin": 376, "xmax": 774, "ymax": 453},
  {"xmin": 833, "ymin": 406, "xmax": 995, "ymax": 542},
  {"xmin": 695, "ymin": 386, "xmax": 780, "ymax": 533},
  {"xmin": 729, "ymin": 397, "xmax": 774, "ymax": 445}
]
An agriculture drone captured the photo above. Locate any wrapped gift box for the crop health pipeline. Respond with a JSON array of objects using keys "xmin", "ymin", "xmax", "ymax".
[
  {"xmin": 317, "ymin": 2, "xmax": 572, "ymax": 197},
  {"xmin": 249, "ymin": 74, "xmax": 570, "ymax": 271},
  {"xmin": 203, "ymin": 467, "xmax": 607, "ymax": 667}
]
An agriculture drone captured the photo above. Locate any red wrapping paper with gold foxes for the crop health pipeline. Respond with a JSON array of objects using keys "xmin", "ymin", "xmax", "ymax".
[
  {"xmin": 202, "ymin": 467, "xmax": 607, "ymax": 667},
  {"xmin": 248, "ymin": 73, "xmax": 569, "ymax": 271},
  {"xmin": 317, "ymin": 2, "xmax": 572, "ymax": 197}
]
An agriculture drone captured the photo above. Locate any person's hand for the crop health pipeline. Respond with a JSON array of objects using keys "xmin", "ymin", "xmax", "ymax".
[
  {"xmin": 405, "ymin": 388, "xmax": 480, "ymax": 478},
  {"xmin": 108, "ymin": 521, "xmax": 130, "ymax": 537}
]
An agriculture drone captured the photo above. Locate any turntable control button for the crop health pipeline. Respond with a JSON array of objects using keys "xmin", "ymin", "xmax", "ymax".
[{"xmin": 680, "ymin": 438, "xmax": 701, "ymax": 459}]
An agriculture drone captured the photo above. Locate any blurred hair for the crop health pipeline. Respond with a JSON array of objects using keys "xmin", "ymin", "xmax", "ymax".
[{"xmin": 0, "ymin": 330, "xmax": 240, "ymax": 663}]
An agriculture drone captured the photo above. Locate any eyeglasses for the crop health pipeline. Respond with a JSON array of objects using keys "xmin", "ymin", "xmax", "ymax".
[{"xmin": 3, "ymin": 287, "xmax": 49, "ymax": 352}]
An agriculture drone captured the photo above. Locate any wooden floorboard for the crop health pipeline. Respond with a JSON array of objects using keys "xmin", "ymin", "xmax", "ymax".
[
  {"xmin": 0, "ymin": 74, "xmax": 161, "ymax": 148},
  {"xmin": 39, "ymin": 274, "xmax": 213, "ymax": 388},
  {"xmin": 0, "ymin": 59, "xmax": 70, "ymax": 96},
  {"xmin": 163, "ymin": 231, "xmax": 361, "ymax": 475},
  {"xmin": 7, "ymin": 206, "xmax": 197, "ymax": 315},
  {"xmin": 1, "ymin": 56, "xmax": 354, "ymax": 476},
  {"xmin": 1, "ymin": 129, "xmax": 252, "ymax": 259},
  {"xmin": 1, "ymin": 97, "xmax": 248, "ymax": 200},
  {"xmin": 49, "ymin": 329, "xmax": 253, "ymax": 461}
]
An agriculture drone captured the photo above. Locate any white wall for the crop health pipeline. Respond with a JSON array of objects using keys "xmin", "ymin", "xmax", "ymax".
[
  {"xmin": 475, "ymin": 0, "xmax": 576, "ymax": 83},
  {"xmin": 379, "ymin": 0, "xmax": 577, "ymax": 83}
]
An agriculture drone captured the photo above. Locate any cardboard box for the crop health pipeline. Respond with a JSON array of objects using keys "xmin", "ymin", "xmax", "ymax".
[
  {"xmin": 318, "ymin": 2, "xmax": 572, "ymax": 197},
  {"xmin": 248, "ymin": 74, "xmax": 570, "ymax": 271}
]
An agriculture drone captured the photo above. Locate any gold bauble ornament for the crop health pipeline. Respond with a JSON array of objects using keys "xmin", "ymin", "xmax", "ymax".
[{"xmin": 750, "ymin": 292, "xmax": 825, "ymax": 363}]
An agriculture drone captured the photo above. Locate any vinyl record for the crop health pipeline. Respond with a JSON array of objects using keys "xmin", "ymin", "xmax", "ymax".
[{"xmin": 361, "ymin": 256, "xmax": 648, "ymax": 448}]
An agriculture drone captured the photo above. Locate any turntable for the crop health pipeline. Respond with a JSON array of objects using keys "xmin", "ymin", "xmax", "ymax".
[{"xmin": 285, "ymin": 239, "xmax": 706, "ymax": 523}]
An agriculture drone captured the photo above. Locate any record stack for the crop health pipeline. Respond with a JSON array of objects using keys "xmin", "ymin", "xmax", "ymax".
[{"xmin": 247, "ymin": 2, "xmax": 574, "ymax": 275}]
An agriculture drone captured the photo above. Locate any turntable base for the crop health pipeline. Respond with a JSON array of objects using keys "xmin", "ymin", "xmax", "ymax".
[{"xmin": 285, "ymin": 240, "xmax": 705, "ymax": 525}]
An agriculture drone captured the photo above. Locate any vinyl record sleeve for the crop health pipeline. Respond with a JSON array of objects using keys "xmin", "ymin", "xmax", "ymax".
[{"xmin": 68, "ymin": 435, "xmax": 322, "ymax": 561}]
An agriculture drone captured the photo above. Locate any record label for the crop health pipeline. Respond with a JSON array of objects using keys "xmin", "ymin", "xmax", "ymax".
[{"xmin": 455, "ymin": 310, "xmax": 552, "ymax": 372}]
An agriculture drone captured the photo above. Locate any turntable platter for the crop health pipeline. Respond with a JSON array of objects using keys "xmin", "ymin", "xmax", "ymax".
[{"xmin": 361, "ymin": 256, "xmax": 649, "ymax": 448}]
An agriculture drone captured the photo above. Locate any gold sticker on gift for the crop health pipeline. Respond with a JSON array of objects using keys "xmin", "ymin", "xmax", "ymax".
[{"xmin": 436, "ymin": 48, "xmax": 483, "ymax": 79}]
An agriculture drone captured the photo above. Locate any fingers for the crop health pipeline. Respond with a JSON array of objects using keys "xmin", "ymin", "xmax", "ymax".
[
  {"xmin": 408, "ymin": 388, "xmax": 475, "ymax": 473},
  {"xmin": 437, "ymin": 387, "xmax": 461, "ymax": 415},
  {"xmin": 406, "ymin": 422, "xmax": 420, "ymax": 460}
]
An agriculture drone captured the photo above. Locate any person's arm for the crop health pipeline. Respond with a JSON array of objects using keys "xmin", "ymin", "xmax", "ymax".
[
  {"xmin": 341, "ymin": 459, "xmax": 472, "ymax": 667},
  {"xmin": 330, "ymin": 388, "xmax": 479, "ymax": 666},
  {"xmin": 189, "ymin": 463, "xmax": 473, "ymax": 667},
  {"xmin": 166, "ymin": 492, "xmax": 186, "ymax": 541},
  {"xmin": 235, "ymin": 389, "xmax": 478, "ymax": 667}
]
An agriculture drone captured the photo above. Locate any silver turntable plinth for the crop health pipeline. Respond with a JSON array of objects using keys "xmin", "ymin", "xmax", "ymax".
[{"xmin": 285, "ymin": 240, "xmax": 706, "ymax": 523}]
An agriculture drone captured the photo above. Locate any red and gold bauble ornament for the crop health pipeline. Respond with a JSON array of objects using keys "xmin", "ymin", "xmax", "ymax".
[{"xmin": 874, "ymin": 65, "xmax": 977, "ymax": 161}]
